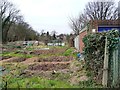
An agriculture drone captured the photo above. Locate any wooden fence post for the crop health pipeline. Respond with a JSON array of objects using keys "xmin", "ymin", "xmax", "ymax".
[
  {"xmin": 0, "ymin": 17, "xmax": 2, "ymax": 43},
  {"xmin": 118, "ymin": 40, "xmax": 120, "ymax": 86},
  {"xmin": 102, "ymin": 36, "xmax": 109, "ymax": 87}
]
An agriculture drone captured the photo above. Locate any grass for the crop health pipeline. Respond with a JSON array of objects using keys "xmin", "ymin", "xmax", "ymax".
[
  {"xmin": 2, "ymin": 76, "xmax": 102, "ymax": 88},
  {"xmin": 1, "ymin": 51, "xmax": 34, "ymax": 58},
  {"xmin": 1, "ymin": 62, "xmax": 77, "ymax": 88},
  {"xmin": 2, "ymin": 76, "xmax": 78, "ymax": 88},
  {"xmin": 1, "ymin": 58, "xmax": 103, "ymax": 88},
  {"xmin": 63, "ymin": 48, "xmax": 73, "ymax": 56},
  {"xmin": 1, "ymin": 45, "xmax": 71, "ymax": 58},
  {"xmin": 78, "ymin": 80, "xmax": 103, "ymax": 88},
  {"xmin": 63, "ymin": 47, "xmax": 78, "ymax": 58},
  {"xmin": 51, "ymin": 72, "xmax": 71, "ymax": 82},
  {"xmin": 1, "ymin": 45, "xmax": 103, "ymax": 88}
]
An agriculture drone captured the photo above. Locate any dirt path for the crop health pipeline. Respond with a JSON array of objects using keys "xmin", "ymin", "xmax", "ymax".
[
  {"xmin": 1, "ymin": 57, "xmax": 72, "ymax": 65},
  {"xmin": 38, "ymin": 61, "xmax": 71, "ymax": 64},
  {"xmin": 21, "ymin": 57, "xmax": 39, "ymax": 64},
  {"xmin": 0, "ymin": 57, "xmax": 20, "ymax": 63},
  {"xmin": 21, "ymin": 57, "xmax": 72, "ymax": 65}
]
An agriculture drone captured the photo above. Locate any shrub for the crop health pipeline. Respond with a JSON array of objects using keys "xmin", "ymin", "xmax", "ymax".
[{"xmin": 83, "ymin": 30, "xmax": 119, "ymax": 83}]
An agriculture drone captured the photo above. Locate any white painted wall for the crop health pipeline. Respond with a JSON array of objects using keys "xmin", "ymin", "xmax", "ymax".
[{"xmin": 74, "ymin": 35, "xmax": 79, "ymax": 50}]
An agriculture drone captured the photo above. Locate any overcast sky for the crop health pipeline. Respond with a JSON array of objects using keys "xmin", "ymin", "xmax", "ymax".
[{"xmin": 9, "ymin": 0, "xmax": 119, "ymax": 34}]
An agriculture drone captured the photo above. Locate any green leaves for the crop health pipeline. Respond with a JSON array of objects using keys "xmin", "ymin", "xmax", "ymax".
[
  {"xmin": 82, "ymin": 29, "xmax": 119, "ymax": 83},
  {"xmin": 107, "ymin": 30, "xmax": 119, "ymax": 49}
]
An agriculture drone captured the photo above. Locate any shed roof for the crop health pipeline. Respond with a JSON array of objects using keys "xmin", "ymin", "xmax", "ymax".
[{"xmin": 79, "ymin": 26, "xmax": 88, "ymax": 34}]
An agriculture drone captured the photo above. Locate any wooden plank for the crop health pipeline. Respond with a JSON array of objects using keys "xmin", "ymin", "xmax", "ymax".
[
  {"xmin": 102, "ymin": 37, "xmax": 109, "ymax": 87},
  {"xmin": 112, "ymin": 48, "xmax": 116, "ymax": 86},
  {"xmin": 112, "ymin": 41, "xmax": 119, "ymax": 87},
  {"xmin": 117, "ymin": 40, "xmax": 120, "ymax": 86},
  {"xmin": 116, "ymin": 47, "xmax": 119, "ymax": 86}
]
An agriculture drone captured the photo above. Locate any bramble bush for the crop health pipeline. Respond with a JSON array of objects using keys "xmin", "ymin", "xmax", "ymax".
[{"xmin": 83, "ymin": 29, "xmax": 119, "ymax": 83}]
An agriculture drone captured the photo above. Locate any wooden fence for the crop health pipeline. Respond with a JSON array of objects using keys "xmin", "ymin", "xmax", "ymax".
[{"xmin": 108, "ymin": 38, "xmax": 120, "ymax": 87}]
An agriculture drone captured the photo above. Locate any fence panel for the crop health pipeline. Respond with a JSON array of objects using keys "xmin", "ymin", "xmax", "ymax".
[{"xmin": 108, "ymin": 39, "xmax": 120, "ymax": 87}]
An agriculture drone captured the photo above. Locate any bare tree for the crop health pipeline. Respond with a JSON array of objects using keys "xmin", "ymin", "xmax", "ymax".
[
  {"xmin": 69, "ymin": 17, "xmax": 81, "ymax": 35},
  {"xmin": 118, "ymin": 1, "xmax": 120, "ymax": 19},
  {"xmin": 85, "ymin": 0, "xmax": 118, "ymax": 20},
  {"xmin": 7, "ymin": 21, "xmax": 40, "ymax": 41},
  {"xmin": 70, "ymin": 0, "xmax": 118, "ymax": 35},
  {"xmin": 51, "ymin": 30, "xmax": 57, "ymax": 36},
  {"xmin": 0, "ymin": 0, "xmax": 21, "ymax": 43},
  {"xmin": 51, "ymin": 30, "xmax": 57, "ymax": 40},
  {"xmin": 69, "ymin": 13, "xmax": 89, "ymax": 35}
]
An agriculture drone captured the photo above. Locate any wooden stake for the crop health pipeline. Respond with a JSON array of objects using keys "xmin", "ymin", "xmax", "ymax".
[{"xmin": 102, "ymin": 36, "xmax": 109, "ymax": 87}]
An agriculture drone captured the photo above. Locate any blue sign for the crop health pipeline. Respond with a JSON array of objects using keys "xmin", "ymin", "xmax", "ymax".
[{"xmin": 98, "ymin": 26, "xmax": 120, "ymax": 32}]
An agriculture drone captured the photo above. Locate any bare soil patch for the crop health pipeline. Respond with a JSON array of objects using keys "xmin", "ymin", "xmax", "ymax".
[
  {"xmin": 37, "ymin": 56, "xmax": 74, "ymax": 62},
  {"xmin": 28, "ymin": 62, "xmax": 70, "ymax": 71},
  {"xmin": 1, "ymin": 56, "xmax": 12, "ymax": 60},
  {"xmin": 1, "ymin": 57, "xmax": 26, "ymax": 63},
  {"xmin": 21, "ymin": 57, "xmax": 39, "ymax": 64},
  {"xmin": 32, "ymin": 48, "xmax": 66, "ymax": 55}
]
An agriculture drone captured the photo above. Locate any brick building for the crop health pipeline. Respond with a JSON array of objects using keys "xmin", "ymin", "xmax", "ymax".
[
  {"xmin": 88, "ymin": 20, "xmax": 120, "ymax": 33},
  {"xmin": 79, "ymin": 20, "xmax": 120, "ymax": 53},
  {"xmin": 79, "ymin": 27, "xmax": 88, "ymax": 53}
]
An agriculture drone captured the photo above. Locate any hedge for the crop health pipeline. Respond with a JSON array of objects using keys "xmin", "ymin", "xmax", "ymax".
[{"xmin": 82, "ymin": 29, "xmax": 119, "ymax": 84}]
